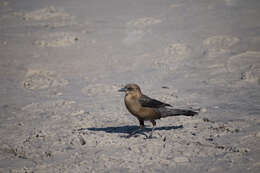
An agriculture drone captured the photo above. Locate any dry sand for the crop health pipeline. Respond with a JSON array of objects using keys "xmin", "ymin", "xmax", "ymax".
[{"xmin": 0, "ymin": 0, "xmax": 260, "ymax": 172}]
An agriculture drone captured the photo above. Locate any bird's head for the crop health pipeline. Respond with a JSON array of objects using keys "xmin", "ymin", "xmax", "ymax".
[{"xmin": 118, "ymin": 83, "xmax": 142, "ymax": 96}]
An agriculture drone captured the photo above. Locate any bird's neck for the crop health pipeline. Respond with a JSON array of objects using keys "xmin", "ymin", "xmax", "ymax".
[
  {"xmin": 124, "ymin": 94, "xmax": 142, "ymax": 115},
  {"xmin": 125, "ymin": 92, "xmax": 141, "ymax": 99}
]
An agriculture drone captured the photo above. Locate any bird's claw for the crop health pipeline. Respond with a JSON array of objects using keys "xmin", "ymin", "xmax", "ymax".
[
  {"xmin": 145, "ymin": 135, "xmax": 156, "ymax": 139},
  {"xmin": 144, "ymin": 133, "xmax": 156, "ymax": 139},
  {"xmin": 126, "ymin": 131, "xmax": 149, "ymax": 138},
  {"xmin": 126, "ymin": 134, "xmax": 134, "ymax": 138}
]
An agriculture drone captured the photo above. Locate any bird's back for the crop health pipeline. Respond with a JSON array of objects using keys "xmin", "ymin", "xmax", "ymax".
[{"xmin": 139, "ymin": 94, "xmax": 172, "ymax": 108}]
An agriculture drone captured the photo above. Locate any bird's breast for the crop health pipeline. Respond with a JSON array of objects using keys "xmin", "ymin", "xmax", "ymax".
[{"xmin": 124, "ymin": 97, "xmax": 141, "ymax": 116}]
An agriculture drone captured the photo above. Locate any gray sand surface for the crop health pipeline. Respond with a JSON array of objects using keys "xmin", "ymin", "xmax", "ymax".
[{"xmin": 0, "ymin": 0, "xmax": 260, "ymax": 172}]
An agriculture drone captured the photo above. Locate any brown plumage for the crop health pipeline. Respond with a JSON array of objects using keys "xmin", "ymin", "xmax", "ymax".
[{"xmin": 118, "ymin": 83, "xmax": 198, "ymax": 138}]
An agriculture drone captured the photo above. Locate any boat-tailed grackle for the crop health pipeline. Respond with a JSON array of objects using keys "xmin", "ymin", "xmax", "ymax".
[{"xmin": 119, "ymin": 84, "xmax": 198, "ymax": 138}]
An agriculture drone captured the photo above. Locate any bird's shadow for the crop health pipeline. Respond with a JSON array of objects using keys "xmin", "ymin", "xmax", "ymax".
[{"xmin": 77, "ymin": 125, "xmax": 183, "ymax": 135}]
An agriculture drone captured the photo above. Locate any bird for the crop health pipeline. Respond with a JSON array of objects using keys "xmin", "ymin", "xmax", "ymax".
[{"xmin": 118, "ymin": 83, "xmax": 198, "ymax": 138}]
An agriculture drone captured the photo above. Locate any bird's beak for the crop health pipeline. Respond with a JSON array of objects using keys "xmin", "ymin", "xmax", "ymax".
[{"xmin": 118, "ymin": 87, "xmax": 127, "ymax": 92}]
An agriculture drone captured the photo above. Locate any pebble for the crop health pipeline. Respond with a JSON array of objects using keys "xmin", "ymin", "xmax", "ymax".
[
  {"xmin": 201, "ymin": 107, "xmax": 207, "ymax": 113},
  {"xmin": 174, "ymin": 156, "xmax": 189, "ymax": 163},
  {"xmin": 71, "ymin": 110, "xmax": 85, "ymax": 116}
]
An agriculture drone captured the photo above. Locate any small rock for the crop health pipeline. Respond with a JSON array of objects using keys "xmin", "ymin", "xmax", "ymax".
[
  {"xmin": 159, "ymin": 159, "xmax": 171, "ymax": 165},
  {"xmin": 71, "ymin": 110, "xmax": 85, "ymax": 116},
  {"xmin": 18, "ymin": 122, "xmax": 24, "ymax": 126},
  {"xmin": 174, "ymin": 156, "xmax": 189, "ymax": 163},
  {"xmin": 162, "ymin": 86, "xmax": 169, "ymax": 89},
  {"xmin": 203, "ymin": 118, "xmax": 210, "ymax": 122},
  {"xmin": 203, "ymin": 118, "xmax": 215, "ymax": 123},
  {"xmin": 45, "ymin": 151, "xmax": 52, "ymax": 157},
  {"xmin": 206, "ymin": 138, "xmax": 214, "ymax": 141},
  {"xmin": 234, "ymin": 129, "xmax": 240, "ymax": 133},
  {"xmin": 56, "ymin": 92, "xmax": 63, "ymax": 96},
  {"xmin": 201, "ymin": 107, "xmax": 207, "ymax": 113}
]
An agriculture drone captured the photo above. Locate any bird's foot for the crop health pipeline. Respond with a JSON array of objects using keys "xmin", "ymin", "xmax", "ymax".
[
  {"xmin": 145, "ymin": 135, "xmax": 156, "ymax": 139},
  {"xmin": 125, "ymin": 131, "xmax": 148, "ymax": 138},
  {"xmin": 145, "ymin": 133, "xmax": 156, "ymax": 139},
  {"xmin": 126, "ymin": 133, "xmax": 135, "ymax": 138}
]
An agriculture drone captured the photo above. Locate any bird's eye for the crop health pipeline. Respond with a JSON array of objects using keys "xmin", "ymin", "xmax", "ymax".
[{"xmin": 127, "ymin": 87, "xmax": 133, "ymax": 91}]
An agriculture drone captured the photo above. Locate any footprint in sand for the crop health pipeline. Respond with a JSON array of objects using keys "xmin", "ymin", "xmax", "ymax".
[
  {"xmin": 154, "ymin": 43, "xmax": 192, "ymax": 71},
  {"xmin": 33, "ymin": 32, "xmax": 78, "ymax": 47},
  {"xmin": 13, "ymin": 6, "xmax": 75, "ymax": 28},
  {"xmin": 227, "ymin": 51, "xmax": 260, "ymax": 85},
  {"xmin": 23, "ymin": 69, "xmax": 68, "ymax": 90},
  {"xmin": 123, "ymin": 17, "xmax": 161, "ymax": 45},
  {"xmin": 164, "ymin": 43, "xmax": 191, "ymax": 57},
  {"xmin": 22, "ymin": 100, "xmax": 76, "ymax": 115},
  {"xmin": 122, "ymin": 30, "xmax": 144, "ymax": 45},
  {"xmin": 203, "ymin": 35, "xmax": 240, "ymax": 57},
  {"xmin": 17, "ymin": 6, "xmax": 71, "ymax": 21}
]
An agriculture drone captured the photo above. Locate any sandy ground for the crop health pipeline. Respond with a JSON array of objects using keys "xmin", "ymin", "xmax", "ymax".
[{"xmin": 0, "ymin": 0, "xmax": 260, "ymax": 172}]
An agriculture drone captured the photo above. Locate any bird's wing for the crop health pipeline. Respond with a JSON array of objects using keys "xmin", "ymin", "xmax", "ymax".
[{"xmin": 138, "ymin": 95, "xmax": 172, "ymax": 108}]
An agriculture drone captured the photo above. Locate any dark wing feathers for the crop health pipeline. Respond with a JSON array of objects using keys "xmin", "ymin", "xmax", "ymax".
[{"xmin": 138, "ymin": 95, "xmax": 172, "ymax": 108}]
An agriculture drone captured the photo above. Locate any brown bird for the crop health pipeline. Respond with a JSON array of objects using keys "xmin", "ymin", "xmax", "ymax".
[{"xmin": 118, "ymin": 84, "xmax": 198, "ymax": 138}]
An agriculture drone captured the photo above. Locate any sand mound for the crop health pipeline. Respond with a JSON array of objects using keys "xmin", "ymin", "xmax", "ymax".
[
  {"xmin": 19, "ymin": 6, "xmax": 70, "ymax": 21},
  {"xmin": 23, "ymin": 69, "xmax": 68, "ymax": 90},
  {"xmin": 34, "ymin": 32, "xmax": 78, "ymax": 47},
  {"xmin": 203, "ymin": 35, "xmax": 240, "ymax": 57}
]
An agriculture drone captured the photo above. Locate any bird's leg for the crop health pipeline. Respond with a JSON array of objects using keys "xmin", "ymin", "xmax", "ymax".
[
  {"xmin": 148, "ymin": 120, "xmax": 156, "ymax": 138},
  {"xmin": 127, "ymin": 120, "xmax": 145, "ymax": 138}
]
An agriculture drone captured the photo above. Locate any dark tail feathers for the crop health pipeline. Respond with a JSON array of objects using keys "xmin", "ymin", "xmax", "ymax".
[{"xmin": 159, "ymin": 108, "xmax": 198, "ymax": 118}]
